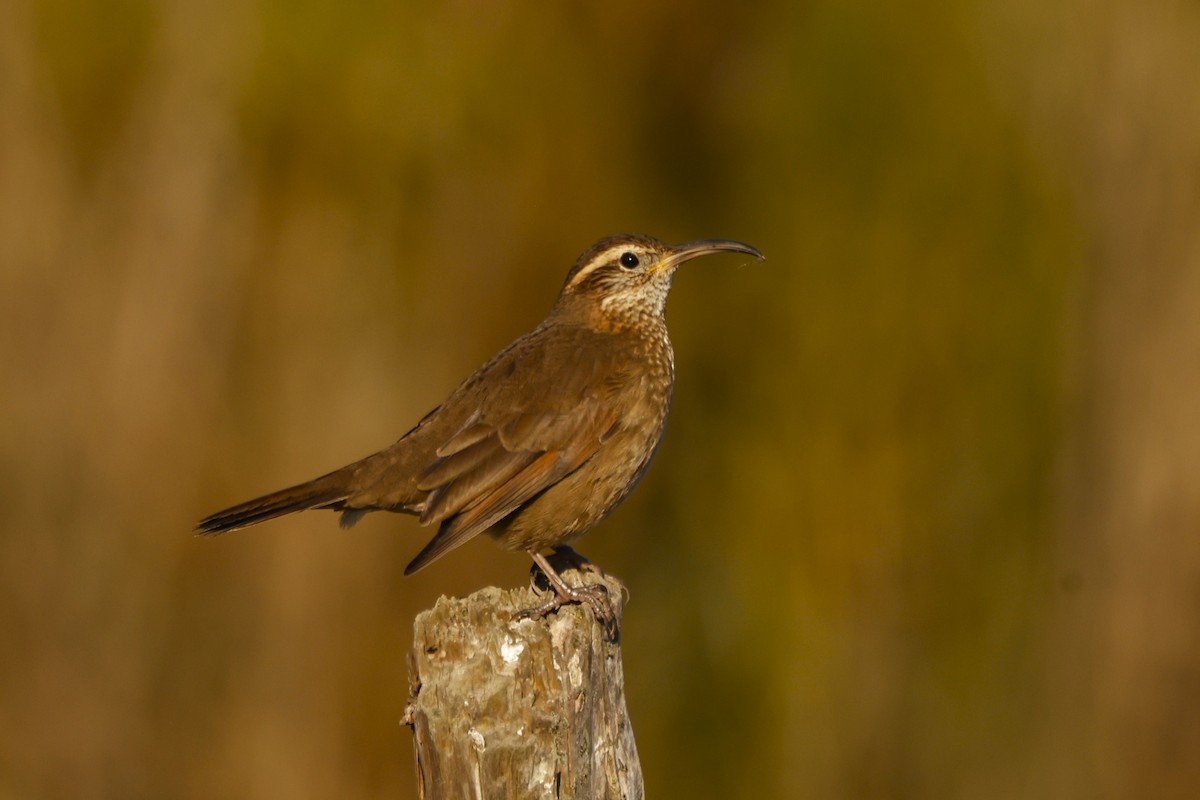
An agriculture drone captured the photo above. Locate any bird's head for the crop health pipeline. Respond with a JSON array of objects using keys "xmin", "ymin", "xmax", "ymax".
[{"xmin": 555, "ymin": 234, "xmax": 763, "ymax": 326}]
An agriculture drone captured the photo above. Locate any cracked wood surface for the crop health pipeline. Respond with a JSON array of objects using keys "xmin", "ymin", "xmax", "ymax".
[{"xmin": 405, "ymin": 571, "xmax": 642, "ymax": 800}]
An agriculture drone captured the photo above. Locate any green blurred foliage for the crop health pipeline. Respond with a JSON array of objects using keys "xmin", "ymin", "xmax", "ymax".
[{"xmin": 3, "ymin": 0, "xmax": 1198, "ymax": 798}]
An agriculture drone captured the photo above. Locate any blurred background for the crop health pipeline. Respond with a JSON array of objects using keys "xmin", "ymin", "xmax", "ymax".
[{"xmin": 2, "ymin": 0, "xmax": 1198, "ymax": 797}]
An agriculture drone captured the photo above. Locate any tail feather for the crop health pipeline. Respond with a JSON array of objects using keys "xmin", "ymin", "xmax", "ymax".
[{"xmin": 196, "ymin": 472, "xmax": 351, "ymax": 535}]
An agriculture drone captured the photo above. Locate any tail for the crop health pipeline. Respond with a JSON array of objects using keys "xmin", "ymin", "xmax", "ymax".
[{"xmin": 196, "ymin": 470, "xmax": 352, "ymax": 535}]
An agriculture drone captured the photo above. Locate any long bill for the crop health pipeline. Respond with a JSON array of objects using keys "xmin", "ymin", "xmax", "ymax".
[{"xmin": 656, "ymin": 239, "xmax": 765, "ymax": 272}]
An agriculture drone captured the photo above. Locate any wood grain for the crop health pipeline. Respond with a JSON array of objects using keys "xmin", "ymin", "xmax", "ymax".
[{"xmin": 405, "ymin": 570, "xmax": 642, "ymax": 800}]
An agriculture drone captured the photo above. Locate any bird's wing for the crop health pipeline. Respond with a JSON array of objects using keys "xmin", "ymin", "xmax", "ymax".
[{"xmin": 402, "ymin": 329, "xmax": 626, "ymax": 574}]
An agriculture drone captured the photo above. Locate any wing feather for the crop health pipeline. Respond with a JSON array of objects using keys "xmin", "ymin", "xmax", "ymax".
[
  {"xmin": 418, "ymin": 445, "xmax": 536, "ymax": 525},
  {"xmin": 401, "ymin": 325, "xmax": 630, "ymax": 574},
  {"xmin": 403, "ymin": 451, "xmax": 565, "ymax": 574}
]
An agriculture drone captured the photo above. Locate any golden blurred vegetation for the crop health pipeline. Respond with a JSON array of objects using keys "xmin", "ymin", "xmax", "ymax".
[{"xmin": 3, "ymin": 0, "xmax": 1198, "ymax": 797}]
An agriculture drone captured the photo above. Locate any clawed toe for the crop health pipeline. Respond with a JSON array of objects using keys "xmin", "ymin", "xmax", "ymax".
[
  {"xmin": 514, "ymin": 584, "xmax": 617, "ymax": 640},
  {"xmin": 517, "ymin": 550, "xmax": 620, "ymax": 640}
]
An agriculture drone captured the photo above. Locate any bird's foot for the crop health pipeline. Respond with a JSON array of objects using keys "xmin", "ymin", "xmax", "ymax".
[
  {"xmin": 519, "ymin": 549, "xmax": 620, "ymax": 640},
  {"xmin": 527, "ymin": 546, "xmax": 630, "ymax": 604},
  {"xmin": 515, "ymin": 582, "xmax": 618, "ymax": 640}
]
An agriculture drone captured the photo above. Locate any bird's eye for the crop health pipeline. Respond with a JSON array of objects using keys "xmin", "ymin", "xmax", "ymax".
[{"xmin": 619, "ymin": 252, "xmax": 640, "ymax": 270}]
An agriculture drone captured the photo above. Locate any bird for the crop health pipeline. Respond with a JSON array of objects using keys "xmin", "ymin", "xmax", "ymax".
[{"xmin": 197, "ymin": 234, "xmax": 763, "ymax": 634}]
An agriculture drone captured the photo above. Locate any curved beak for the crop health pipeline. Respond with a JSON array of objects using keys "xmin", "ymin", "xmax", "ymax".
[{"xmin": 656, "ymin": 239, "xmax": 765, "ymax": 272}]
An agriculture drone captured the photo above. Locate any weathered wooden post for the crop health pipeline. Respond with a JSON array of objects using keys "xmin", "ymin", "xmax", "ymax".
[{"xmin": 404, "ymin": 568, "xmax": 643, "ymax": 800}]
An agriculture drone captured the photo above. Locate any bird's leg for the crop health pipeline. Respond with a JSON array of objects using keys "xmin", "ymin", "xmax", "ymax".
[
  {"xmin": 525, "ymin": 545, "xmax": 599, "ymax": 590},
  {"xmin": 550, "ymin": 546, "xmax": 630, "ymax": 602},
  {"xmin": 549, "ymin": 545, "xmax": 598, "ymax": 572},
  {"xmin": 517, "ymin": 549, "xmax": 618, "ymax": 639}
]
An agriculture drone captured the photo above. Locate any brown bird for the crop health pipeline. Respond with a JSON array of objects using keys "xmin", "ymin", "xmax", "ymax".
[{"xmin": 197, "ymin": 234, "xmax": 763, "ymax": 633}]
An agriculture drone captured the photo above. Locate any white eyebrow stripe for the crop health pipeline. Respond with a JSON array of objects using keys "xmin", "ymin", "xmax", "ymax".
[{"xmin": 565, "ymin": 245, "xmax": 639, "ymax": 289}]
